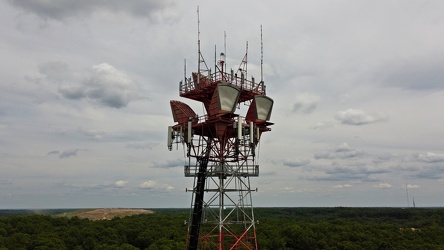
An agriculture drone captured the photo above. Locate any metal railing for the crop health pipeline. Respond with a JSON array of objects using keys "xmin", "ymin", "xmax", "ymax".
[
  {"xmin": 179, "ymin": 71, "xmax": 265, "ymax": 96},
  {"xmin": 184, "ymin": 164, "xmax": 259, "ymax": 177}
]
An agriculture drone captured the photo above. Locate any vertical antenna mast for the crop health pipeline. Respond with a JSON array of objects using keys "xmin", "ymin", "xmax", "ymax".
[
  {"xmin": 197, "ymin": 6, "xmax": 201, "ymax": 86},
  {"xmin": 245, "ymin": 41, "xmax": 248, "ymax": 80},
  {"xmin": 406, "ymin": 180, "xmax": 410, "ymax": 207},
  {"xmin": 184, "ymin": 59, "xmax": 187, "ymax": 84},
  {"xmin": 260, "ymin": 25, "xmax": 264, "ymax": 83},
  {"xmin": 224, "ymin": 31, "xmax": 227, "ymax": 70},
  {"xmin": 214, "ymin": 45, "xmax": 217, "ymax": 75}
]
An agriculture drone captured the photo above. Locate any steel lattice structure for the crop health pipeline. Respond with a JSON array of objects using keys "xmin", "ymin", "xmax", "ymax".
[{"xmin": 168, "ymin": 17, "xmax": 273, "ymax": 250}]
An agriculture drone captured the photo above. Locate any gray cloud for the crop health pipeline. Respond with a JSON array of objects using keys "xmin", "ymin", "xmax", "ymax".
[
  {"xmin": 411, "ymin": 171, "xmax": 443, "ymax": 180},
  {"xmin": 58, "ymin": 63, "xmax": 134, "ymax": 108},
  {"xmin": 282, "ymin": 158, "xmax": 310, "ymax": 168},
  {"xmin": 47, "ymin": 150, "xmax": 60, "ymax": 156},
  {"xmin": 37, "ymin": 61, "xmax": 135, "ymax": 108},
  {"xmin": 298, "ymin": 159, "xmax": 392, "ymax": 183},
  {"xmin": 408, "ymin": 164, "xmax": 444, "ymax": 180},
  {"xmin": 314, "ymin": 143, "xmax": 364, "ymax": 160},
  {"xmin": 335, "ymin": 109, "xmax": 388, "ymax": 125},
  {"xmin": 126, "ymin": 142, "xmax": 157, "ymax": 150},
  {"xmin": 151, "ymin": 159, "xmax": 183, "ymax": 168},
  {"xmin": 54, "ymin": 181, "xmax": 134, "ymax": 195},
  {"xmin": 38, "ymin": 61, "xmax": 71, "ymax": 83},
  {"xmin": 47, "ymin": 149, "xmax": 79, "ymax": 159},
  {"xmin": 372, "ymin": 153, "xmax": 398, "ymax": 164},
  {"xmin": 0, "ymin": 180, "xmax": 12, "ymax": 186},
  {"xmin": 392, "ymin": 153, "xmax": 444, "ymax": 180},
  {"xmin": 7, "ymin": 0, "xmax": 175, "ymax": 20},
  {"xmin": 292, "ymin": 93, "xmax": 320, "ymax": 114},
  {"xmin": 58, "ymin": 86, "xmax": 84, "ymax": 100},
  {"xmin": 59, "ymin": 149, "xmax": 79, "ymax": 158},
  {"xmin": 308, "ymin": 173, "xmax": 377, "ymax": 183},
  {"xmin": 382, "ymin": 57, "xmax": 444, "ymax": 91},
  {"xmin": 318, "ymin": 165, "xmax": 389, "ymax": 182},
  {"xmin": 77, "ymin": 127, "xmax": 105, "ymax": 140}
]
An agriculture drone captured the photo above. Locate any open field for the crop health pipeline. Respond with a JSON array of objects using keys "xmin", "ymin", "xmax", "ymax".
[
  {"xmin": 72, "ymin": 208, "xmax": 154, "ymax": 220},
  {"xmin": 0, "ymin": 208, "xmax": 154, "ymax": 219}
]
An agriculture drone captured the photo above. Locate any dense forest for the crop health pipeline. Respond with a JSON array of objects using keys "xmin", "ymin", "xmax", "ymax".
[{"xmin": 1, "ymin": 207, "xmax": 444, "ymax": 249}]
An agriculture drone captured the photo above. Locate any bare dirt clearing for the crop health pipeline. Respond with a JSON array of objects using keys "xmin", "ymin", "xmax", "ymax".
[{"xmin": 74, "ymin": 208, "xmax": 154, "ymax": 220}]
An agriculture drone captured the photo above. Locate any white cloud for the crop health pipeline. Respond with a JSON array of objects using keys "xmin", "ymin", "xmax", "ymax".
[
  {"xmin": 406, "ymin": 184, "xmax": 420, "ymax": 189},
  {"xmin": 335, "ymin": 109, "xmax": 388, "ymax": 125},
  {"xmin": 292, "ymin": 93, "xmax": 320, "ymax": 114},
  {"xmin": 162, "ymin": 184, "xmax": 174, "ymax": 191},
  {"xmin": 332, "ymin": 184, "xmax": 352, "ymax": 189},
  {"xmin": 336, "ymin": 143, "xmax": 352, "ymax": 152},
  {"xmin": 374, "ymin": 183, "xmax": 392, "ymax": 189},
  {"xmin": 417, "ymin": 152, "xmax": 444, "ymax": 163},
  {"xmin": 138, "ymin": 180, "xmax": 174, "ymax": 192},
  {"xmin": 114, "ymin": 180, "xmax": 128, "ymax": 188},
  {"xmin": 139, "ymin": 180, "xmax": 157, "ymax": 189}
]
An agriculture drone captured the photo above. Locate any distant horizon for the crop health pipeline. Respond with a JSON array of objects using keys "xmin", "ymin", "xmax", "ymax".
[{"xmin": 2, "ymin": 206, "xmax": 444, "ymax": 211}]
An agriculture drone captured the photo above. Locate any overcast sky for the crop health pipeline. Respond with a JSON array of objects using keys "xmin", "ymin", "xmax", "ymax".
[{"xmin": 1, "ymin": 0, "xmax": 444, "ymax": 209}]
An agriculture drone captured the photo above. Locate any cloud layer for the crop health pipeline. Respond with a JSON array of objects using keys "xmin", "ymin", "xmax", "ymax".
[
  {"xmin": 8, "ymin": 0, "xmax": 175, "ymax": 20},
  {"xmin": 1, "ymin": 1, "xmax": 444, "ymax": 208}
]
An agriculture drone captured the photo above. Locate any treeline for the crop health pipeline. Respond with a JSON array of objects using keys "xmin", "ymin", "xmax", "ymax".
[
  {"xmin": 1, "ymin": 207, "xmax": 444, "ymax": 249},
  {"xmin": 0, "ymin": 209, "xmax": 188, "ymax": 250},
  {"xmin": 256, "ymin": 207, "xmax": 444, "ymax": 249}
]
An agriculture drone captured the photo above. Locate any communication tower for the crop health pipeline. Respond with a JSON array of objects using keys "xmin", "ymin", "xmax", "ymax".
[{"xmin": 168, "ymin": 11, "xmax": 273, "ymax": 250}]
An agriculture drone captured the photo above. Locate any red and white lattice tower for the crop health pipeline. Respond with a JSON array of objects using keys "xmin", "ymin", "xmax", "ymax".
[{"xmin": 168, "ymin": 15, "xmax": 273, "ymax": 250}]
